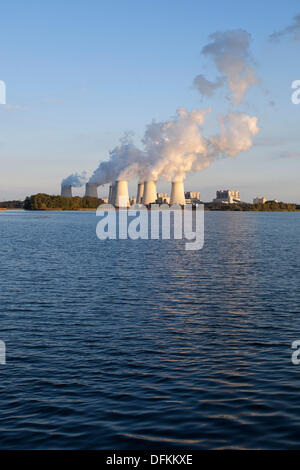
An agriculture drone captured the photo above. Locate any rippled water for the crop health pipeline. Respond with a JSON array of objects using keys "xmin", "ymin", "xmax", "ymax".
[{"xmin": 0, "ymin": 210, "xmax": 299, "ymax": 449}]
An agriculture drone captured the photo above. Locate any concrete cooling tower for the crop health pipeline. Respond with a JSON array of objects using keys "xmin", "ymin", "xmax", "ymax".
[
  {"xmin": 143, "ymin": 181, "xmax": 157, "ymax": 205},
  {"xmin": 170, "ymin": 181, "xmax": 185, "ymax": 205},
  {"xmin": 136, "ymin": 183, "xmax": 144, "ymax": 204},
  {"xmin": 85, "ymin": 183, "xmax": 98, "ymax": 198},
  {"xmin": 113, "ymin": 180, "xmax": 130, "ymax": 207},
  {"xmin": 61, "ymin": 185, "xmax": 72, "ymax": 197}
]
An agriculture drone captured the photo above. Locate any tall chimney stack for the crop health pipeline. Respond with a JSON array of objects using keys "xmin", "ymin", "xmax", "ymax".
[
  {"xmin": 136, "ymin": 183, "xmax": 144, "ymax": 204},
  {"xmin": 143, "ymin": 181, "xmax": 157, "ymax": 205},
  {"xmin": 113, "ymin": 180, "xmax": 130, "ymax": 207},
  {"xmin": 170, "ymin": 181, "xmax": 185, "ymax": 205},
  {"xmin": 109, "ymin": 182, "xmax": 117, "ymax": 205},
  {"xmin": 108, "ymin": 184, "xmax": 113, "ymax": 204},
  {"xmin": 61, "ymin": 185, "xmax": 72, "ymax": 197},
  {"xmin": 85, "ymin": 183, "xmax": 98, "ymax": 198}
]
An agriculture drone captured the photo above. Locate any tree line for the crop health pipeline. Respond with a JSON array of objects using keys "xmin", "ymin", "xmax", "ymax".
[
  {"xmin": 205, "ymin": 201, "xmax": 300, "ymax": 211},
  {"xmin": 1, "ymin": 195, "xmax": 299, "ymax": 211},
  {"xmin": 24, "ymin": 193, "xmax": 104, "ymax": 210},
  {"xmin": 0, "ymin": 200, "xmax": 24, "ymax": 209}
]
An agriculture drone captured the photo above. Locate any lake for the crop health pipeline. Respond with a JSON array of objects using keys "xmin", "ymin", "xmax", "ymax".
[{"xmin": 0, "ymin": 210, "xmax": 299, "ymax": 449}]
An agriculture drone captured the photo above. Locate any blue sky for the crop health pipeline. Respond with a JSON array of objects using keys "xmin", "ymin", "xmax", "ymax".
[{"xmin": 1, "ymin": 0, "xmax": 300, "ymax": 202}]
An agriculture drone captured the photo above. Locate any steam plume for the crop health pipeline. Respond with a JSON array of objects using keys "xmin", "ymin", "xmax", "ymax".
[
  {"xmin": 89, "ymin": 136, "xmax": 146, "ymax": 185},
  {"xmin": 61, "ymin": 171, "xmax": 88, "ymax": 187},
  {"xmin": 193, "ymin": 75, "xmax": 224, "ymax": 97},
  {"xmin": 270, "ymin": 14, "xmax": 300, "ymax": 42},
  {"xmin": 195, "ymin": 29, "xmax": 258, "ymax": 105},
  {"xmin": 69, "ymin": 28, "xmax": 260, "ymax": 190},
  {"xmin": 89, "ymin": 107, "xmax": 259, "ymax": 185},
  {"xmin": 142, "ymin": 107, "xmax": 210, "ymax": 182},
  {"xmin": 210, "ymin": 112, "xmax": 259, "ymax": 157}
]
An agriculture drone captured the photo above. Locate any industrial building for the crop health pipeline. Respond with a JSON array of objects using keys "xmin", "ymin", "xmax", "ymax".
[
  {"xmin": 253, "ymin": 196, "xmax": 267, "ymax": 204},
  {"xmin": 214, "ymin": 190, "xmax": 240, "ymax": 204},
  {"xmin": 184, "ymin": 191, "xmax": 201, "ymax": 205},
  {"xmin": 156, "ymin": 193, "xmax": 170, "ymax": 204},
  {"xmin": 185, "ymin": 191, "xmax": 200, "ymax": 200}
]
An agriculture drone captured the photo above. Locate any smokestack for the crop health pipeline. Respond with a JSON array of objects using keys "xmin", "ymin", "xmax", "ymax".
[
  {"xmin": 143, "ymin": 181, "xmax": 157, "ymax": 205},
  {"xmin": 85, "ymin": 183, "xmax": 98, "ymax": 198},
  {"xmin": 61, "ymin": 185, "xmax": 72, "ymax": 197},
  {"xmin": 108, "ymin": 184, "xmax": 113, "ymax": 204},
  {"xmin": 113, "ymin": 180, "xmax": 130, "ymax": 207},
  {"xmin": 109, "ymin": 182, "xmax": 117, "ymax": 204},
  {"xmin": 170, "ymin": 181, "xmax": 185, "ymax": 205},
  {"xmin": 136, "ymin": 183, "xmax": 144, "ymax": 204}
]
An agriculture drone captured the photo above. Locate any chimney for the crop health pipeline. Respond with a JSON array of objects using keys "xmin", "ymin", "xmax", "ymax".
[
  {"xmin": 136, "ymin": 183, "xmax": 144, "ymax": 204},
  {"xmin": 61, "ymin": 185, "xmax": 72, "ymax": 197},
  {"xmin": 113, "ymin": 180, "xmax": 130, "ymax": 207},
  {"xmin": 85, "ymin": 183, "xmax": 98, "ymax": 198},
  {"xmin": 108, "ymin": 184, "xmax": 113, "ymax": 204},
  {"xmin": 170, "ymin": 181, "xmax": 185, "ymax": 205},
  {"xmin": 143, "ymin": 181, "xmax": 157, "ymax": 205},
  {"xmin": 109, "ymin": 182, "xmax": 117, "ymax": 204}
]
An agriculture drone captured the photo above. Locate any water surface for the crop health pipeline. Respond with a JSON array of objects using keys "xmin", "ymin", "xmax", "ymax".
[{"xmin": 0, "ymin": 210, "xmax": 299, "ymax": 449}]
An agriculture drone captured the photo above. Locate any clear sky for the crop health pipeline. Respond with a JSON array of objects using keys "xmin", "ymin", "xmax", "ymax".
[{"xmin": 1, "ymin": 0, "xmax": 300, "ymax": 202}]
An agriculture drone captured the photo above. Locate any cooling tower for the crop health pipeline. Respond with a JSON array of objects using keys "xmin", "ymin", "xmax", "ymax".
[
  {"xmin": 143, "ymin": 181, "xmax": 157, "ymax": 205},
  {"xmin": 61, "ymin": 185, "xmax": 72, "ymax": 197},
  {"xmin": 85, "ymin": 183, "xmax": 98, "ymax": 198},
  {"xmin": 136, "ymin": 183, "xmax": 144, "ymax": 204},
  {"xmin": 113, "ymin": 180, "xmax": 130, "ymax": 207},
  {"xmin": 170, "ymin": 181, "xmax": 185, "ymax": 205}
]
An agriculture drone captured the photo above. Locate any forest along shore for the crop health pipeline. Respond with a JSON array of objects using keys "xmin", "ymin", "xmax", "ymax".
[{"xmin": 1, "ymin": 194, "xmax": 299, "ymax": 211}]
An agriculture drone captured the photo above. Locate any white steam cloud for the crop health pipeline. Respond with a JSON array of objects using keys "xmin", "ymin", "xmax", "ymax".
[
  {"xmin": 61, "ymin": 171, "xmax": 88, "ymax": 187},
  {"xmin": 193, "ymin": 75, "xmax": 224, "ymax": 97},
  {"xmin": 89, "ymin": 137, "xmax": 146, "ymax": 185},
  {"xmin": 210, "ymin": 112, "xmax": 259, "ymax": 157},
  {"xmin": 195, "ymin": 29, "xmax": 258, "ymax": 105},
  {"xmin": 64, "ymin": 29, "xmax": 260, "ymax": 189},
  {"xmin": 89, "ymin": 107, "xmax": 259, "ymax": 184}
]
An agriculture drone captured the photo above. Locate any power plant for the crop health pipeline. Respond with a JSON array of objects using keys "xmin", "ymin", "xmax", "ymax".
[
  {"xmin": 85, "ymin": 183, "xmax": 98, "ymax": 198},
  {"xmin": 60, "ymin": 177, "xmax": 202, "ymax": 209}
]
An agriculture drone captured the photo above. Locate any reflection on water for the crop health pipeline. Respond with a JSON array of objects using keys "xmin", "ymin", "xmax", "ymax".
[{"xmin": 0, "ymin": 210, "xmax": 299, "ymax": 449}]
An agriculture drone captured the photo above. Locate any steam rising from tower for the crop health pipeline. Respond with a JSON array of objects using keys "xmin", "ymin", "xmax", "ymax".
[
  {"xmin": 61, "ymin": 171, "xmax": 88, "ymax": 197},
  {"xmin": 61, "ymin": 28, "xmax": 261, "ymax": 200}
]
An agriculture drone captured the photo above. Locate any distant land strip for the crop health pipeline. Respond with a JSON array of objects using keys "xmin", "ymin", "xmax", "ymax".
[{"xmin": 0, "ymin": 194, "xmax": 299, "ymax": 211}]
